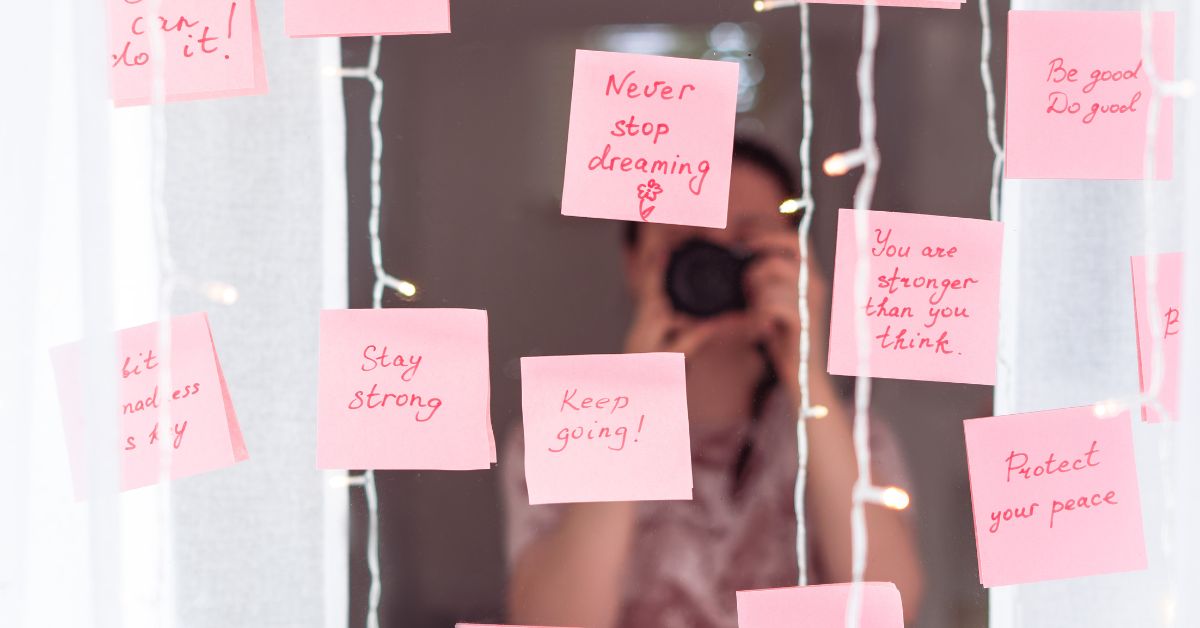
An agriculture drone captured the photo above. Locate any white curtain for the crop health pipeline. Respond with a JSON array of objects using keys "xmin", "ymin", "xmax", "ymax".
[
  {"xmin": 0, "ymin": 2, "xmax": 348, "ymax": 627},
  {"xmin": 995, "ymin": 0, "xmax": 1199, "ymax": 626}
]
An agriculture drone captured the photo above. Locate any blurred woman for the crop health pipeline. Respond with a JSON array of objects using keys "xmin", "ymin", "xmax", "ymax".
[{"xmin": 503, "ymin": 139, "xmax": 923, "ymax": 628}]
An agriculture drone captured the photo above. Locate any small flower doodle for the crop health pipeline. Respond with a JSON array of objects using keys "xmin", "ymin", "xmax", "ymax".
[{"xmin": 636, "ymin": 179, "xmax": 664, "ymax": 221}]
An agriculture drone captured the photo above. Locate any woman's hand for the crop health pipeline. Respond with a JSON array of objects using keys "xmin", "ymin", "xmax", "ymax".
[
  {"xmin": 624, "ymin": 230, "xmax": 750, "ymax": 356},
  {"xmin": 743, "ymin": 231, "xmax": 808, "ymax": 405}
]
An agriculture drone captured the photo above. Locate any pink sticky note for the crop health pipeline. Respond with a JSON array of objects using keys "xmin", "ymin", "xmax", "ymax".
[
  {"xmin": 107, "ymin": 0, "xmax": 268, "ymax": 107},
  {"xmin": 1005, "ymin": 11, "xmax": 1175, "ymax": 180},
  {"xmin": 520, "ymin": 353, "xmax": 692, "ymax": 504},
  {"xmin": 50, "ymin": 313, "xmax": 247, "ymax": 499},
  {"xmin": 963, "ymin": 406, "xmax": 1147, "ymax": 587},
  {"xmin": 286, "ymin": 0, "xmax": 451, "ymax": 38},
  {"xmin": 562, "ymin": 50, "xmax": 739, "ymax": 229},
  {"xmin": 827, "ymin": 209, "xmax": 1004, "ymax": 385},
  {"xmin": 736, "ymin": 583, "xmax": 904, "ymax": 628},
  {"xmin": 1132, "ymin": 253, "xmax": 1183, "ymax": 422},
  {"xmin": 317, "ymin": 309, "xmax": 493, "ymax": 470}
]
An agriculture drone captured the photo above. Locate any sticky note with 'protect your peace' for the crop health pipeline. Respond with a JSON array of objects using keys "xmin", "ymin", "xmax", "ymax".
[
  {"xmin": 520, "ymin": 353, "xmax": 692, "ymax": 504},
  {"xmin": 317, "ymin": 309, "xmax": 494, "ymax": 470},
  {"xmin": 286, "ymin": 0, "xmax": 451, "ymax": 37},
  {"xmin": 827, "ymin": 208, "xmax": 1004, "ymax": 386},
  {"xmin": 1131, "ymin": 253, "xmax": 1183, "ymax": 423},
  {"xmin": 50, "ymin": 313, "xmax": 248, "ymax": 499},
  {"xmin": 964, "ymin": 406, "xmax": 1147, "ymax": 587},
  {"xmin": 736, "ymin": 583, "xmax": 904, "ymax": 628},
  {"xmin": 1005, "ymin": 11, "xmax": 1175, "ymax": 179},
  {"xmin": 107, "ymin": 0, "xmax": 268, "ymax": 106},
  {"xmin": 562, "ymin": 50, "xmax": 739, "ymax": 229}
]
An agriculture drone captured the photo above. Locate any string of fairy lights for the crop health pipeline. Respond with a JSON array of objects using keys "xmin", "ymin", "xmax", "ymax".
[
  {"xmin": 757, "ymin": 2, "xmax": 903, "ymax": 626},
  {"xmin": 335, "ymin": 34, "xmax": 420, "ymax": 628}
]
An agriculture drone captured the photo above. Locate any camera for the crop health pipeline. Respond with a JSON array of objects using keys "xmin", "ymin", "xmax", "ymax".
[{"xmin": 665, "ymin": 238, "xmax": 757, "ymax": 319}]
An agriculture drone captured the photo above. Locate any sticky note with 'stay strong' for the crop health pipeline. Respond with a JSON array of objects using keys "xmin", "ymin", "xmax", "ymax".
[
  {"xmin": 736, "ymin": 583, "xmax": 904, "ymax": 628},
  {"xmin": 317, "ymin": 309, "xmax": 494, "ymax": 470},
  {"xmin": 827, "ymin": 209, "xmax": 1004, "ymax": 386},
  {"xmin": 49, "ymin": 313, "xmax": 248, "ymax": 499},
  {"xmin": 107, "ymin": 0, "xmax": 268, "ymax": 107},
  {"xmin": 520, "ymin": 353, "xmax": 693, "ymax": 504},
  {"xmin": 1005, "ymin": 11, "xmax": 1175, "ymax": 180},
  {"xmin": 285, "ymin": 0, "xmax": 451, "ymax": 38},
  {"xmin": 1131, "ymin": 253, "xmax": 1184, "ymax": 422},
  {"xmin": 963, "ymin": 406, "xmax": 1147, "ymax": 587},
  {"xmin": 562, "ymin": 50, "xmax": 739, "ymax": 229}
]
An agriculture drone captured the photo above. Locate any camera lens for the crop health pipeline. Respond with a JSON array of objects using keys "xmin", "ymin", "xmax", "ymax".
[{"xmin": 665, "ymin": 239, "xmax": 753, "ymax": 319}]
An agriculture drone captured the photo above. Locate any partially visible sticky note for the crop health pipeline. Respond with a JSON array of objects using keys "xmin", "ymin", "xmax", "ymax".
[
  {"xmin": 827, "ymin": 208, "xmax": 1004, "ymax": 385},
  {"xmin": 1005, "ymin": 11, "xmax": 1175, "ymax": 179},
  {"xmin": 736, "ymin": 583, "xmax": 904, "ymax": 628},
  {"xmin": 1132, "ymin": 253, "xmax": 1183, "ymax": 422},
  {"xmin": 106, "ymin": 0, "xmax": 268, "ymax": 106},
  {"xmin": 50, "ymin": 313, "xmax": 248, "ymax": 499},
  {"xmin": 317, "ymin": 309, "xmax": 494, "ymax": 470},
  {"xmin": 286, "ymin": 0, "xmax": 451, "ymax": 38},
  {"xmin": 562, "ymin": 50, "xmax": 739, "ymax": 229},
  {"xmin": 520, "ymin": 353, "xmax": 692, "ymax": 504},
  {"xmin": 801, "ymin": 0, "xmax": 961, "ymax": 8},
  {"xmin": 963, "ymin": 406, "xmax": 1147, "ymax": 587}
]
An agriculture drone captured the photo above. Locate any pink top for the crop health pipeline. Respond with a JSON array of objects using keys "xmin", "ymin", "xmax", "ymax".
[{"xmin": 502, "ymin": 391, "xmax": 909, "ymax": 628}]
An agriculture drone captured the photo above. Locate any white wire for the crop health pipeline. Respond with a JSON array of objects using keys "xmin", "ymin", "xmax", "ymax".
[
  {"xmin": 978, "ymin": 0, "xmax": 1004, "ymax": 223},
  {"xmin": 1138, "ymin": 6, "xmax": 1178, "ymax": 628},
  {"xmin": 343, "ymin": 35, "xmax": 389, "ymax": 628},
  {"xmin": 794, "ymin": 0, "xmax": 816, "ymax": 589},
  {"xmin": 846, "ymin": 2, "xmax": 881, "ymax": 627}
]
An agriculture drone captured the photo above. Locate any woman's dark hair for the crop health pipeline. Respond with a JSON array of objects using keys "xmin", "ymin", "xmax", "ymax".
[{"xmin": 622, "ymin": 137, "xmax": 798, "ymax": 247}]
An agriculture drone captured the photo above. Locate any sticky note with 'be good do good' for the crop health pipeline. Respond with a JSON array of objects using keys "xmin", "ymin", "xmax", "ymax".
[{"xmin": 1005, "ymin": 11, "xmax": 1175, "ymax": 179}]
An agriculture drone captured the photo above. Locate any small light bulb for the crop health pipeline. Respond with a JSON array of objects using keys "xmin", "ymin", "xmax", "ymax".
[
  {"xmin": 396, "ymin": 281, "xmax": 417, "ymax": 299},
  {"xmin": 805, "ymin": 405, "xmax": 829, "ymax": 420},
  {"xmin": 1093, "ymin": 399, "xmax": 1124, "ymax": 418},
  {"xmin": 202, "ymin": 281, "xmax": 239, "ymax": 305},
  {"xmin": 880, "ymin": 486, "xmax": 911, "ymax": 511},
  {"xmin": 779, "ymin": 198, "xmax": 805, "ymax": 214},
  {"xmin": 753, "ymin": 0, "xmax": 767, "ymax": 12}
]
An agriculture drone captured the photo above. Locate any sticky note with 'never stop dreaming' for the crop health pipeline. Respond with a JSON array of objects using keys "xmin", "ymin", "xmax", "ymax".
[
  {"xmin": 520, "ymin": 353, "xmax": 692, "ymax": 504},
  {"xmin": 562, "ymin": 50, "xmax": 739, "ymax": 229},
  {"xmin": 827, "ymin": 208, "xmax": 1004, "ymax": 386},
  {"xmin": 1006, "ymin": 11, "xmax": 1175, "ymax": 179},
  {"xmin": 107, "ymin": 0, "xmax": 268, "ymax": 106},
  {"xmin": 286, "ymin": 0, "xmax": 451, "ymax": 37},
  {"xmin": 1131, "ymin": 253, "xmax": 1183, "ymax": 422},
  {"xmin": 50, "ymin": 313, "xmax": 248, "ymax": 499},
  {"xmin": 964, "ymin": 406, "xmax": 1147, "ymax": 587},
  {"xmin": 736, "ymin": 583, "xmax": 904, "ymax": 628},
  {"xmin": 317, "ymin": 309, "xmax": 494, "ymax": 470}
]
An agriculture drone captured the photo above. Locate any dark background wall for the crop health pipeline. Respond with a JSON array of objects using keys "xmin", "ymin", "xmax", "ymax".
[{"xmin": 342, "ymin": 1, "xmax": 1006, "ymax": 626}]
